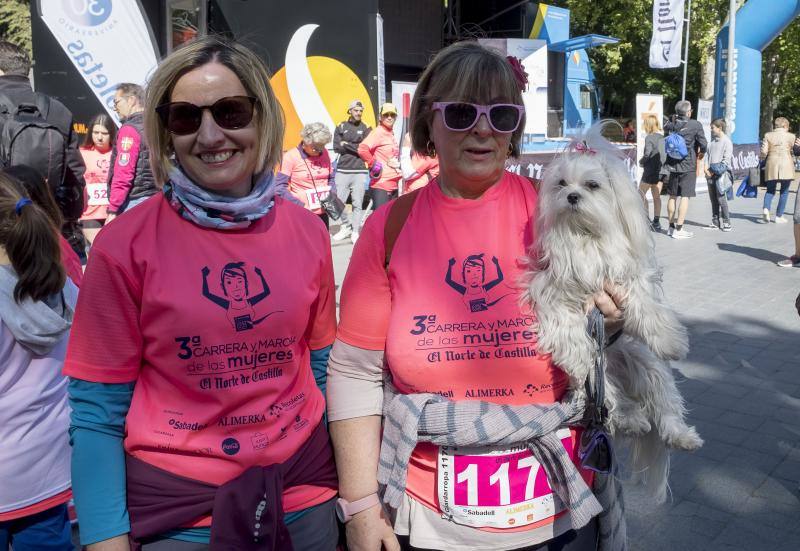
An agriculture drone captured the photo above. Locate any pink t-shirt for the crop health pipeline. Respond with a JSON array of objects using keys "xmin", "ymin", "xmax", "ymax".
[
  {"xmin": 79, "ymin": 145, "xmax": 111, "ymax": 221},
  {"xmin": 337, "ymin": 172, "xmax": 590, "ymax": 531},
  {"xmin": 64, "ymin": 194, "xmax": 337, "ymax": 518},
  {"xmin": 405, "ymin": 154, "xmax": 440, "ymax": 194},
  {"xmin": 357, "ymin": 125, "xmax": 402, "ymax": 192},
  {"xmin": 279, "ymin": 147, "xmax": 333, "ymax": 215}
]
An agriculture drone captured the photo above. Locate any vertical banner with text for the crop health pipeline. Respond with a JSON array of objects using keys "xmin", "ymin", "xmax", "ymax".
[
  {"xmin": 649, "ymin": 0, "xmax": 685, "ymax": 69},
  {"xmin": 635, "ymin": 94, "xmax": 664, "ymax": 182},
  {"xmin": 38, "ymin": 0, "xmax": 158, "ymax": 125}
]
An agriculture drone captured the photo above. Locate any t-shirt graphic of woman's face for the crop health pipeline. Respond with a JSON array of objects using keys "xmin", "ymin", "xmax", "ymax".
[{"xmin": 224, "ymin": 273, "xmax": 248, "ymax": 303}]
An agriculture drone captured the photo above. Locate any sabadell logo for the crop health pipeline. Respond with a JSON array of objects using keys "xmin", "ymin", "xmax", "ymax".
[
  {"xmin": 221, "ymin": 437, "xmax": 240, "ymax": 456},
  {"xmin": 62, "ymin": 0, "xmax": 113, "ymax": 27}
]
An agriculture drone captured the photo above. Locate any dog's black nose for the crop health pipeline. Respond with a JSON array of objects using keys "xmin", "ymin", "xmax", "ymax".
[{"xmin": 567, "ymin": 192, "xmax": 580, "ymax": 205}]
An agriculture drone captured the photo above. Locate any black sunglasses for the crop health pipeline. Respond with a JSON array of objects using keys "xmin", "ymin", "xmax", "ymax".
[{"xmin": 155, "ymin": 95, "xmax": 257, "ymax": 135}]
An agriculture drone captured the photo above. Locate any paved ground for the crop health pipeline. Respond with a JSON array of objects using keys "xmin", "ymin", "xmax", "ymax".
[{"xmin": 330, "ymin": 182, "xmax": 800, "ymax": 551}]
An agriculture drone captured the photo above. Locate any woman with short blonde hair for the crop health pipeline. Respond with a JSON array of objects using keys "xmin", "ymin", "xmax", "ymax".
[
  {"xmin": 639, "ymin": 114, "xmax": 666, "ymax": 230},
  {"xmin": 65, "ymin": 36, "xmax": 339, "ymax": 550},
  {"xmin": 761, "ymin": 116, "xmax": 796, "ymax": 222}
]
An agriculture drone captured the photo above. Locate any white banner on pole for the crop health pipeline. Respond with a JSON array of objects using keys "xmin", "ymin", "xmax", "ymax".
[
  {"xmin": 635, "ymin": 94, "xmax": 664, "ymax": 182},
  {"xmin": 39, "ymin": 0, "xmax": 159, "ymax": 125},
  {"xmin": 649, "ymin": 0, "xmax": 685, "ymax": 69}
]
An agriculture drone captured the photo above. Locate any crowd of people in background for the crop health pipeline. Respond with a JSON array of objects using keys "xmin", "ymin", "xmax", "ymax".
[{"xmin": 636, "ymin": 99, "xmax": 800, "ymax": 266}]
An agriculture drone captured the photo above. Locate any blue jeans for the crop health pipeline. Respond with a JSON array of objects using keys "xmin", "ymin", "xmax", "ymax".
[
  {"xmin": 763, "ymin": 179, "xmax": 792, "ymax": 217},
  {"xmin": 0, "ymin": 504, "xmax": 73, "ymax": 551}
]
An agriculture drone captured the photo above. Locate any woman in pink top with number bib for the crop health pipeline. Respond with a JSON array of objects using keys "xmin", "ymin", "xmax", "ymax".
[
  {"xmin": 79, "ymin": 114, "xmax": 115, "ymax": 245},
  {"xmin": 64, "ymin": 37, "xmax": 338, "ymax": 550},
  {"xmin": 278, "ymin": 122, "xmax": 335, "ymax": 227},
  {"xmin": 328, "ymin": 42, "xmax": 626, "ymax": 551}
]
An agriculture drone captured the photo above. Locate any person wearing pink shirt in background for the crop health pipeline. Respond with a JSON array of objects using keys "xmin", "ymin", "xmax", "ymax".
[
  {"xmin": 79, "ymin": 114, "xmax": 115, "ymax": 244},
  {"xmin": 358, "ymin": 102, "xmax": 402, "ymax": 210},
  {"xmin": 400, "ymin": 132, "xmax": 439, "ymax": 194},
  {"xmin": 278, "ymin": 122, "xmax": 335, "ymax": 227},
  {"xmin": 105, "ymin": 83, "xmax": 156, "ymax": 223}
]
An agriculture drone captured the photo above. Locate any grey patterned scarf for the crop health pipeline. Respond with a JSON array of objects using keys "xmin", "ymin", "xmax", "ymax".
[
  {"xmin": 378, "ymin": 386, "xmax": 627, "ymax": 550},
  {"xmin": 163, "ymin": 168, "xmax": 277, "ymax": 230}
]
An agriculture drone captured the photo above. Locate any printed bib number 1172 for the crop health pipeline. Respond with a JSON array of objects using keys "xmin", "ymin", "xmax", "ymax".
[{"xmin": 437, "ymin": 428, "xmax": 572, "ymax": 529}]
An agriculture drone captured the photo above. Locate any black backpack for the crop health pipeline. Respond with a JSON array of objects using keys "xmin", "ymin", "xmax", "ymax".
[{"xmin": 0, "ymin": 91, "xmax": 68, "ymax": 190}]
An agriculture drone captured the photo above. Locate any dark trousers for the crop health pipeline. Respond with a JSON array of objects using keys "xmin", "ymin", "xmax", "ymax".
[{"xmin": 371, "ymin": 188, "xmax": 398, "ymax": 210}]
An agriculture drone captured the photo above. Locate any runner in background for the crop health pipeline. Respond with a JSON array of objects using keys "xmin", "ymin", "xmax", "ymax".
[
  {"xmin": 358, "ymin": 102, "xmax": 402, "ymax": 210},
  {"xmin": 79, "ymin": 114, "xmax": 115, "ymax": 245},
  {"xmin": 332, "ymin": 100, "xmax": 370, "ymax": 244},
  {"xmin": 279, "ymin": 122, "xmax": 335, "ymax": 228},
  {"xmin": 64, "ymin": 37, "xmax": 338, "ymax": 550},
  {"xmin": 0, "ymin": 172, "xmax": 77, "ymax": 551},
  {"xmin": 106, "ymin": 83, "xmax": 155, "ymax": 221},
  {"xmin": 400, "ymin": 132, "xmax": 439, "ymax": 194}
]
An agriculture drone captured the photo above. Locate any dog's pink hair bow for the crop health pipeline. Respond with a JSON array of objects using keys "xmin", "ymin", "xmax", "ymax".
[
  {"xmin": 574, "ymin": 141, "xmax": 596, "ymax": 155},
  {"xmin": 506, "ymin": 56, "xmax": 529, "ymax": 92}
]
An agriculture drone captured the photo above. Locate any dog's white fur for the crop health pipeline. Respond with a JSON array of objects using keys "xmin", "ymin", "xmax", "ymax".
[{"xmin": 523, "ymin": 123, "xmax": 702, "ymax": 502}]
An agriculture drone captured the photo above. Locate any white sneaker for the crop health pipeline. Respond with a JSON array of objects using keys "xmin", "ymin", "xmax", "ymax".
[
  {"xmin": 763, "ymin": 208, "xmax": 771, "ymax": 223},
  {"xmin": 331, "ymin": 226, "xmax": 352, "ymax": 241},
  {"xmin": 775, "ymin": 216, "xmax": 789, "ymax": 224},
  {"xmin": 667, "ymin": 226, "xmax": 674, "ymax": 236},
  {"xmin": 671, "ymin": 229, "xmax": 694, "ymax": 239},
  {"xmin": 350, "ymin": 231, "xmax": 359, "ymax": 245}
]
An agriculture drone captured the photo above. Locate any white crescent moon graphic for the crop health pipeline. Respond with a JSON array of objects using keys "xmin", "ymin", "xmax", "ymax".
[{"xmin": 285, "ymin": 24, "xmax": 335, "ymax": 136}]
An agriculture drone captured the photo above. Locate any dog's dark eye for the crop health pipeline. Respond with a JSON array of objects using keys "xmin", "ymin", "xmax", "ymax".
[
  {"xmin": 585, "ymin": 180, "xmax": 600, "ymax": 190},
  {"xmin": 558, "ymin": 179, "xmax": 567, "ymax": 187}
]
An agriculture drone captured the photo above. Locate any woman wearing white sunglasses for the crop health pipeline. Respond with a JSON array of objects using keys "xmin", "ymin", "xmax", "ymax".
[{"xmin": 328, "ymin": 42, "xmax": 624, "ymax": 551}]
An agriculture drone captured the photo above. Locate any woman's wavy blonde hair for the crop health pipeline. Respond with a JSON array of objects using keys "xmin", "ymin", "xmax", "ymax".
[{"xmin": 144, "ymin": 36, "xmax": 285, "ymax": 186}]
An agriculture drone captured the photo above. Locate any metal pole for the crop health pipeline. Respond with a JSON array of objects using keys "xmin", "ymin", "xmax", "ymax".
[
  {"xmin": 681, "ymin": 0, "xmax": 692, "ymax": 100},
  {"xmin": 725, "ymin": 0, "xmax": 736, "ymax": 132}
]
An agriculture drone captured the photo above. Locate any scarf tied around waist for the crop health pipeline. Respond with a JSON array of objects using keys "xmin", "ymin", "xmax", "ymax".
[
  {"xmin": 378, "ymin": 385, "xmax": 627, "ymax": 550},
  {"xmin": 126, "ymin": 420, "xmax": 337, "ymax": 551}
]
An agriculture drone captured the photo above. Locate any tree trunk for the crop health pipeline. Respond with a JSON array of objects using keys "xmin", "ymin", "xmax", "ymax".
[
  {"xmin": 760, "ymin": 53, "xmax": 780, "ymax": 136},
  {"xmin": 700, "ymin": 52, "xmax": 715, "ymax": 100}
]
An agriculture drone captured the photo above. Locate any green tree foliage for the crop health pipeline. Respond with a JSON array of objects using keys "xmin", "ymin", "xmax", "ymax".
[
  {"xmin": 548, "ymin": 0, "xmax": 731, "ymax": 116},
  {"xmin": 761, "ymin": 18, "xmax": 800, "ymax": 134},
  {"xmin": 548, "ymin": 0, "xmax": 799, "ymax": 131},
  {"xmin": 0, "ymin": 0, "xmax": 30, "ymax": 55}
]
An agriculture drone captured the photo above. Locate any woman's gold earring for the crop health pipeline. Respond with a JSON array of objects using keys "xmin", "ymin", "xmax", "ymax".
[
  {"xmin": 426, "ymin": 140, "xmax": 436, "ymax": 157},
  {"xmin": 507, "ymin": 143, "xmax": 515, "ymax": 157}
]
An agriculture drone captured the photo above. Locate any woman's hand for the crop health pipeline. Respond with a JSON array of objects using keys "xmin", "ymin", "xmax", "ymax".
[
  {"xmin": 86, "ymin": 535, "xmax": 130, "ymax": 551},
  {"xmin": 586, "ymin": 282, "xmax": 626, "ymax": 336},
  {"xmin": 345, "ymin": 504, "xmax": 400, "ymax": 551}
]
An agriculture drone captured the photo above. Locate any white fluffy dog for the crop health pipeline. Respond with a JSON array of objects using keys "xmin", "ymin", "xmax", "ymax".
[{"xmin": 523, "ymin": 124, "xmax": 702, "ymax": 502}]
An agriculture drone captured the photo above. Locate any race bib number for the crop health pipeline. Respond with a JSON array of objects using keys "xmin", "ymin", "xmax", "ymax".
[
  {"xmin": 304, "ymin": 186, "xmax": 331, "ymax": 210},
  {"xmin": 437, "ymin": 428, "xmax": 571, "ymax": 529},
  {"xmin": 87, "ymin": 183, "xmax": 108, "ymax": 206}
]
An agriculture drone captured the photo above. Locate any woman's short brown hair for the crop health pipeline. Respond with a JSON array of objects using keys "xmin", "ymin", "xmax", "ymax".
[
  {"xmin": 144, "ymin": 35, "xmax": 285, "ymax": 186},
  {"xmin": 409, "ymin": 41, "xmax": 526, "ymax": 158}
]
